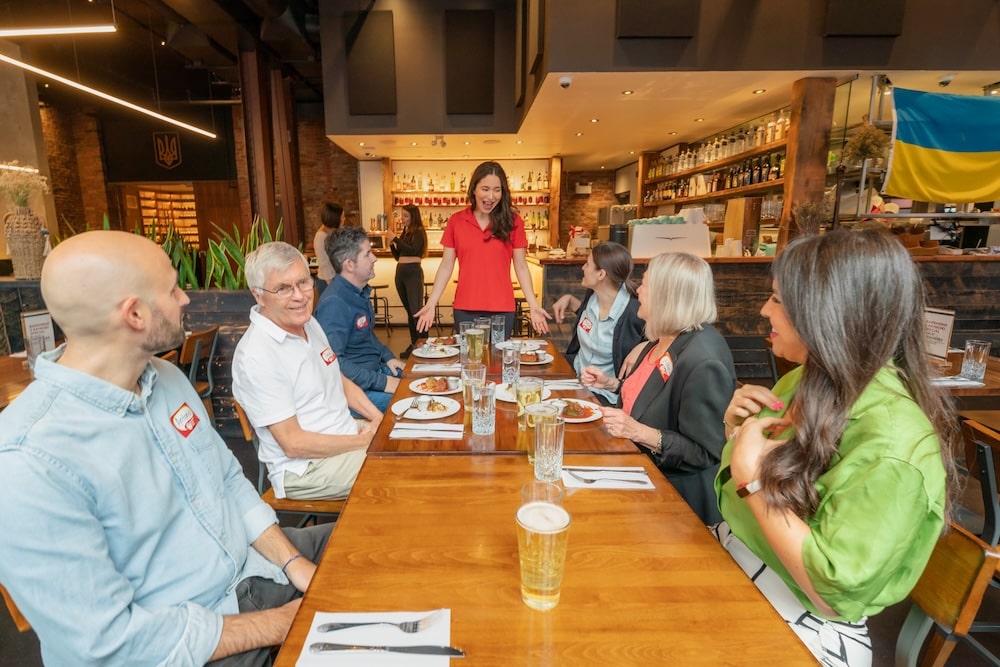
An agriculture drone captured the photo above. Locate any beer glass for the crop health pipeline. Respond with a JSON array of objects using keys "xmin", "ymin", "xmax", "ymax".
[
  {"xmin": 465, "ymin": 328, "xmax": 485, "ymax": 364},
  {"xmin": 516, "ymin": 377, "xmax": 544, "ymax": 432},
  {"xmin": 516, "ymin": 486, "xmax": 571, "ymax": 611}
]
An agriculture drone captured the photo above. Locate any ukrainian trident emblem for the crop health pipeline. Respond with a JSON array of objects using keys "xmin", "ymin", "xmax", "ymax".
[{"xmin": 153, "ymin": 132, "xmax": 182, "ymax": 169}]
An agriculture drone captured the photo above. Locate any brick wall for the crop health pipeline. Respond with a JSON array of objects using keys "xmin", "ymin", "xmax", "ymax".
[
  {"xmin": 73, "ymin": 111, "xmax": 110, "ymax": 230},
  {"xmin": 296, "ymin": 116, "xmax": 360, "ymax": 254},
  {"xmin": 558, "ymin": 170, "xmax": 616, "ymax": 245},
  {"xmin": 230, "ymin": 107, "xmax": 253, "ymax": 228},
  {"xmin": 39, "ymin": 106, "xmax": 108, "ymax": 235}
]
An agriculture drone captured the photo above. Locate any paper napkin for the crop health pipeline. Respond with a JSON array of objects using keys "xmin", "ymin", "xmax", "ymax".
[
  {"xmin": 296, "ymin": 609, "xmax": 455, "ymax": 666},
  {"xmin": 412, "ymin": 363, "xmax": 461, "ymax": 374},
  {"xmin": 561, "ymin": 466, "xmax": 655, "ymax": 490},
  {"xmin": 389, "ymin": 423, "xmax": 465, "ymax": 440},
  {"xmin": 931, "ymin": 375, "xmax": 985, "ymax": 388}
]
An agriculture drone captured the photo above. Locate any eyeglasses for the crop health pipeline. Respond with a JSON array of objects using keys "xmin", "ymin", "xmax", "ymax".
[{"xmin": 256, "ymin": 276, "xmax": 314, "ymax": 299}]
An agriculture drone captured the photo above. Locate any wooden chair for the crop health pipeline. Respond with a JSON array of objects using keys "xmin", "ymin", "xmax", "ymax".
[
  {"xmin": 179, "ymin": 326, "xmax": 219, "ymax": 421},
  {"xmin": 961, "ymin": 419, "xmax": 1000, "ymax": 546},
  {"xmin": 895, "ymin": 523, "xmax": 1000, "ymax": 667},
  {"xmin": 232, "ymin": 400, "xmax": 345, "ymax": 528},
  {"xmin": 1, "ymin": 583, "xmax": 30, "ymax": 632}
]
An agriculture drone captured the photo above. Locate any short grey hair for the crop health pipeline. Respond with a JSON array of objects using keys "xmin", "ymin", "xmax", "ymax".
[
  {"xmin": 326, "ymin": 225, "xmax": 369, "ymax": 274},
  {"xmin": 643, "ymin": 252, "xmax": 717, "ymax": 339},
  {"xmin": 244, "ymin": 241, "xmax": 308, "ymax": 293}
]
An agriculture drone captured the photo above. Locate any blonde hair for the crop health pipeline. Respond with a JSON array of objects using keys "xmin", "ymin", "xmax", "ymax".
[{"xmin": 643, "ymin": 252, "xmax": 717, "ymax": 339}]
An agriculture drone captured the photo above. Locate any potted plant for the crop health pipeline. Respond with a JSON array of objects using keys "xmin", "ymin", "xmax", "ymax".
[
  {"xmin": 841, "ymin": 122, "xmax": 890, "ymax": 168},
  {"xmin": 1, "ymin": 162, "xmax": 51, "ymax": 279}
]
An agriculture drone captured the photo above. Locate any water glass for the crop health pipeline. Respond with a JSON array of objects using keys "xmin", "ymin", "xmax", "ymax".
[
  {"xmin": 458, "ymin": 321, "xmax": 472, "ymax": 363},
  {"xmin": 475, "ymin": 316, "xmax": 492, "ymax": 346},
  {"xmin": 516, "ymin": 377, "xmax": 544, "ymax": 431},
  {"xmin": 461, "ymin": 362, "xmax": 487, "ymax": 412},
  {"xmin": 516, "ymin": 484, "xmax": 571, "ymax": 611},
  {"xmin": 502, "ymin": 342, "xmax": 522, "ymax": 386},
  {"xmin": 523, "ymin": 403, "xmax": 558, "ymax": 464},
  {"xmin": 491, "ymin": 314, "xmax": 507, "ymax": 347},
  {"xmin": 471, "ymin": 381, "xmax": 496, "ymax": 435},
  {"xmin": 961, "ymin": 339, "xmax": 992, "ymax": 382},
  {"xmin": 534, "ymin": 417, "xmax": 566, "ymax": 483},
  {"xmin": 521, "ymin": 480, "xmax": 564, "ymax": 505},
  {"xmin": 465, "ymin": 328, "xmax": 485, "ymax": 364}
]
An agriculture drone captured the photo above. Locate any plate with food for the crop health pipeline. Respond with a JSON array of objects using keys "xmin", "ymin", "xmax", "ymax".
[
  {"xmin": 409, "ymin": 376, "xmax": 461, "ymax": 396},
  {"xmin": 411, "ymin": 344, "xmax": 460, "ymax": 359},
  {"xmin": 495, "ymin": 382, "xmax": 553, "ymax": 403},
  {"xmin": 496, "ymin": 340, "xmax": 540, "ymax": 352},
  {"xmin": 426, "ymin": 335, "xmax": 458, "ymax": 346},
  {"xmin": 543, "ymin": 398, "xmax": 603, "ymax": 423},
  {"xmin": 518, "ymin": 350, "xmax": 553, "ymax": 365},
  {"xmin": 391, "ymin": 396, "xmax": 461, "ymax": 420}
]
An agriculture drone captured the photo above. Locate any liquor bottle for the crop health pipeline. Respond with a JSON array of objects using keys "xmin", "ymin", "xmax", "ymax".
[
  {"xmin": 754, "ymin": 125, "xmax": 765, "ymax": 147},
  {"xmin": 459, "ymin": 174, "xmax": 467, "ymax": 190},
  {"xmin": 410, "ymin": 174, "xmax": 417, "ymax": 190},
  {"xmin": 762, "ymin": 154, "xmax": 773, "ymax": 181},
  {"xmin": 719, "ymin": 135, "xmax": 729, "ymax": 159},
  {"xmin": 765, "ymin": 115, "xmax": 776, "ymax": 144},
  {"xmin": 778, "ymin": 152, "xmax": 787, "ymax": 178},
  {"xmin": 450, "ymin": 172, "xmax": 456, "ymax": 191},
  {"xmin": 428, "ymin": 176, "xmax": 434, "ymax": 191},
  {"xmin": 774, "ymin": 112, "xmax": 787, "ymax": 142},
  {"xmin": 526, "ymin": 171, "xmax": 533, "ymax": 191},
  {"xmin": 751, "ymin": 157, "xmax": 761, "ymax": 185}
]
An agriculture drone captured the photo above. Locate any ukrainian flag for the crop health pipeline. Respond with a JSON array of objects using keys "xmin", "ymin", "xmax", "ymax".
[{"xmin": 884, "ymin": 88, "xmax": 1000, "ymax": 204}]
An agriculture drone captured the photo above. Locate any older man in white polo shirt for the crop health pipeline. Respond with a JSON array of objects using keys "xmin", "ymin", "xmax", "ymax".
[{"xmin": 233, "ymin": 242, "xmax": 381, "ymax": 500}]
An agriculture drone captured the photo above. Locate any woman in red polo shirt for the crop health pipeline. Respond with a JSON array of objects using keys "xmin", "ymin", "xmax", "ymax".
[{"xmin": 416, "ymin": 161, "xmax": 550, "ymax": 337}]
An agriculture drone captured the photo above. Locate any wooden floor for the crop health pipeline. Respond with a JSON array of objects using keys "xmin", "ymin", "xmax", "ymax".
[{"xmin": 3, "ymin": 323, "xmax": 1000, "ymax": 666}]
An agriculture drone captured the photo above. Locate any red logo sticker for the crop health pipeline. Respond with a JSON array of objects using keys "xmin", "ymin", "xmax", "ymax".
[
  {"xmin": 658, "ymin": 353, "xmax": 674, "ymax": 382},
  {"xmin": 171, "ymin": 403, "xmax": 200, "ymax": 437},
  {"xmin": 579, "ymin": 316, "xmax": 593, "ymax": 333},
  {"xmin": 320, "ymin": 347, "xmax": 337, "ymax": 366},
  {"xmin": 355, "ymin": 315, "xmax": 369, "ymax": 330}
]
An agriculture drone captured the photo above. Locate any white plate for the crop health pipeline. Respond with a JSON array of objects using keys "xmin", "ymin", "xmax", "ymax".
[
  {"xmin": 426, "ymin": 335, "xmax": 459, "ymax": 346},
  {"xmin": 496, "ymin": 340, "xmax": 540, "ymax": 352},
  {"xmin": 409, "ymin": 376, "xmax": 462, "ymax": 396},
  {"xmin": 495, "ymin": 383, "xmax": 553, "ymax": 403},
  {"xmin": 391, "ymin": 396, "xmax": 461, "ymax": 420},
  {"xmin": 411, "ymin": 344, "xmax": 460, "ymax": 359},
  {"xmin": 543, "ymin": 398, "xmax": 603, "ymax": 423},
  {"xmin": 518, "ymin": 351, "xmax": 553, "ymax": 365}
]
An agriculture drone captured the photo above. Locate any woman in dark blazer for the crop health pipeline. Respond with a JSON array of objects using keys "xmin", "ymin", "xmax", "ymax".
[{"xmin": 582, "ymin": 252, "xmax": 736, "ymax": 524}]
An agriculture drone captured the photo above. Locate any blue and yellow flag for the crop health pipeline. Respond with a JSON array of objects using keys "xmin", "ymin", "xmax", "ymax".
[{"xmin": 884, "ymin": 88, "xmax": 1000, "ymax": 204}]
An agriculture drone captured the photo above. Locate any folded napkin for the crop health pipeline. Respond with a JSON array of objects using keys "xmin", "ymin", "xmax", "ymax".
[
  {"xmin": 297, "ymin": 609, "xmax": 454, "ymax": 667},
  {"xmin": 561, "ymin": 466, "xmax": 655, "ymax": 490},
  {"xmin": 389, "ymin": 423, "xmax": 465, "ymax": 440},
  {"xmin": 932, "ymin": 375, "xmax": 985, "ymax": 388},
  {"xmin": 412, "ymin": 363, "xmax": 461, "ymax": 374},
  {"xmin": 544, "ymin": 380, "xmax": 583, "ymax": 389}
]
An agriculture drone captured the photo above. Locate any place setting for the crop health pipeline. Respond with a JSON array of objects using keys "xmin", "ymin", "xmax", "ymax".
[
  {"xmin": 560, "ymin": 465, "xmax": 655, "ymax": 489},
  {"xmin": 541, "ymin": 398, "xmax": 603, "ymax": 424},
  {"xmin": 296, "ymin": 608, "xmax": 464, "ymax": 665},
  {"xmin": 410, "ymin": 342, "xmax": 460, "ymax": 360},
  {"xmin": 388, "ymin": 396, "xmax": 464, "ymax": 440}
]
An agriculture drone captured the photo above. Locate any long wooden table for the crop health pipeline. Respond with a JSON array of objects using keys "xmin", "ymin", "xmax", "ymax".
[
  {"xmin": 0, "ymin": 354, "xmax": 31, "ymax": 409},
  {"xmin": 275, "ymin": 453, "xmax": 814, "ymax": 666}
]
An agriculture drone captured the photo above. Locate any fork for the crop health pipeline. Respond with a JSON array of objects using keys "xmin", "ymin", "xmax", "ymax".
[
  {"xmin": 394, "ymin": 397, "xmax": 420, "ymax": 422},
  {"xmin": 317, "ymin": 609, "xmax": 444, "ymax": 634},
  {"xmin": 564, "ymin": 469, "xmax": 649, "ymax": 486}
]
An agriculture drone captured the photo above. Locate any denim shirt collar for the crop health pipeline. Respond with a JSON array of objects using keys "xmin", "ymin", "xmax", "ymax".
[{"xmin": 33, "ymin": 345, "xmax": 159, "ymax": 417}]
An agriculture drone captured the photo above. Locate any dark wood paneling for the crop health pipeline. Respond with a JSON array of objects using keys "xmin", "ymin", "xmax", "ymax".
[
  {"xmin": 615, "ymin": 0, "xmax": 699, "ymax": 38},
  {"xmin": 344, "ymin": 10, "xmax": 397, "ymax": 115},
  {"xmin": 445, "ymin": 10, "xmax": 495, "ymax": 115},
  {"xmin": 824, "ymin": 0, "xmax": 905, "ymax": 36},
  {"xmin": 193, "ymin": 181, "xmax": 243, "ymax": 246}
]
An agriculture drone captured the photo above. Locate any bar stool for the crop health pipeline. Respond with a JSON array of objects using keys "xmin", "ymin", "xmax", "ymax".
[
  {"xmin": 513, "ymin": 288, "xmax": 536, "ymax": 337},
  {"xmin": 370, "ymin": 284, "xmax": 393, "ymax": 333},
  {"xmin": 423, "ymin": 281, "xmax": 443, "ymax": 336}
]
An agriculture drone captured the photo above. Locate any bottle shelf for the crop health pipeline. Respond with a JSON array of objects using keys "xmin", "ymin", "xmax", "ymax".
[
  {"xmin": 645, "ymin": 178, "xmax": 785, "ymax": 208},
  {"xmin": 645, "ymin": 141, "xmax": 787, "ymax": 185}
]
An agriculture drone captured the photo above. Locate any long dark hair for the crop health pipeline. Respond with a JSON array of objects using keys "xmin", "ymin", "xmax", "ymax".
[
  {"xmin": 759, "ymin": 229, "xmax": 957, "ymax": 519},
  {"xmin": 400, "ymin": 204, "xmax": 427, "ymax": 258},
  {"xmin": 590, "ymin": 242, "xmax": 636, "ymax": 296},
  {"xmin": 467, "ymin": 161, "xmax": 515, "ymax": 242}
]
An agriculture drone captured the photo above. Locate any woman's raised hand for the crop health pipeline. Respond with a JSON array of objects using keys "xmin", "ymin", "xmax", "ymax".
[
  {"xmin": 725, "ymin": 384, "xmax": 784, "ymax": 430},
  {"xmin": 414, "ymin": 302, "xmax": 436, "ymax": 333},
  {"xmin": 529, "ymin": 304, "xmax": 552, "ymax": 334},
  {"xmin": 728, "ymin": 415, "xmax": 792, "ymax": 485},
  {"xmin": 580, "ymin": 365, "xmax": 609, "ymax": 389},
  {"xmin": 551, "ymin": 294, "xmax": 579, "ymax": 323}
]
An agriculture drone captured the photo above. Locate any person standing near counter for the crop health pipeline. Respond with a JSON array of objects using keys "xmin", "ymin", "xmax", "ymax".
[
  {"xmin": 389, "ymin": 204, "xmax": 428, "ymax": 359},
  {"xmin": 313, "ymin": 202, "xmax": 343, "ymax": 293},
  {"xmin": 415, "ymin": 161, "xmax": 550, "ymax": 337}
]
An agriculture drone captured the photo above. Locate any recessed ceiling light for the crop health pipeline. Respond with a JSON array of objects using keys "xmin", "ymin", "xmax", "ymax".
[
  {"xmin": 516, "ymin": 140, "xmax": 523, "ymax": 144},
  {"xmin": 575, "ymin": 132, "xmax": 583, "ymax": 137},
  {"xmin": 629, "ymin": 150, "xmax": 635, "ymax": 155},
  {"xmin": 753, "ymin": 89, "xmax": 766, "ymax": 95},
  {"xmin": 464, "ymin": 141, "xmax": 470, "ymax": 145},
  {"xmin": 410, "ymin": 142, "xmax": 417, "ymax": 146},
  {"xmin": 600, "ymin": 166, "xmax": 605, "ymax": 169},
  {"xmin": 694, "ymin": 118, "xmax": 704, "ymax": 122},
  {"xmin": 590, "ymin": 118, "xmax": 599, "ymax": 123},
  {"xmin": 668, "ymin": 131, "xmax": 678, "ymax": 136},
  {"xmin": 160, "ymin": 40, "xmax": 166, "ymax": 46},
  {"xmin": 622, "ymin": 90, "xmax": 633, "ymax": 95},
  {"xmin": 359, "ymin": 142, "xmax": 365, "ymax": 146}
]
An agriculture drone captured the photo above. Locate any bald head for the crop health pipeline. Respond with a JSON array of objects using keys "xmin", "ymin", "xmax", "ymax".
[{"xmin": 42, "ymin": 231, "xmax": 174, "ymax": 339}]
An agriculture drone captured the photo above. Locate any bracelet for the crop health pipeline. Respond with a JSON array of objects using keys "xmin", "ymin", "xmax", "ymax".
[
  {"xmin": 723, "ymin": 419, "xmax": 739, "ymax": 436},
  {"xmin": 654, "ymin": 430, "xmax": 663, "ymax": 454},
  {"xmin": 737, "ymin": 480, "xmax": 762, "ymax": 499},
  {"xmin": 281, "ymin": 553, "xmax": 305, "ymax": 574}
]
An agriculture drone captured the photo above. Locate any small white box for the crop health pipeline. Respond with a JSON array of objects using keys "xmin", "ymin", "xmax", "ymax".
[
  {"xmin": 20, "ymin": 309, "xmax": 56, "ymax": 353},
  {"xmin": 629, "ymin": 223, "xmax": 712, "ymax": 259}
]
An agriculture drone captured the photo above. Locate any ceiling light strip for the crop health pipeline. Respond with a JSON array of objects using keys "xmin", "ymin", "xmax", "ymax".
[
  {"xmin": 0, "ymin": 25, "xmax": 117, "ymax": 37},
  {"xmin": 0, "ymin": 53, "xmax": 216, "ymax": 139}
]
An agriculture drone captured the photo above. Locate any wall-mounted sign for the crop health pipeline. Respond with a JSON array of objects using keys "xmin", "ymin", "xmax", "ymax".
[{"xmin": 153, "ymin": 132, "xmax": 182, "ymax": 170}]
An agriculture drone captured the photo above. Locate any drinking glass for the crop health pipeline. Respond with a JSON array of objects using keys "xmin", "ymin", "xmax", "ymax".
[
  {"xmin": 461, "ymin": 362, "xmax": 487, "ymax": 412},
  {"xmin": 961, "ymin": 339, "xmax": 992, "ymax": 382},
  {"xmin": 465, "ymin": 328, "xmax": 485, "ymax": 364},
  {"xmin": 458, "ymin": 321, "xmax": 472, "ymax": 364},
  {"xmin": 534, "ymin": 417, "xmax": 566, "ymax": 483},
  {"xmin": 471, "ymin": 381, "xmax": 496, "ymax": 435},
  {"xmin": 516, "ymin": 377, "xmax": 544, "ymax": 432},
  {"xmin": 523, "ymin": 403, "xmax": 558, "ymax": 465},
  {"xmin": 475, "ymin": 316, "xmax": 492, "ymax": 346},
  {"xmin": 516, "ymin": 486, "xmax": 571, "ymax": 611},
  {"xmin": 502, "ymin": 342, "xmax": 522, "ymax": 386},
  {"xmin": 491, "ymin": 314, "xmax": 507, "ymax": 347}
]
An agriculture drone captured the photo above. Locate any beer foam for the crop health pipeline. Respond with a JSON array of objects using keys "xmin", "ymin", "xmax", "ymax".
[{"xmin": 517, "ymin": 502, "xmax": 570, "ymax": 532}]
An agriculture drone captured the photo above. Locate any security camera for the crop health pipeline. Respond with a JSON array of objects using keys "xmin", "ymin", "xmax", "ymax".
[
  {"xmin": 939, "ymin": 73, "xmax": 955, "ymax": 87},
  {"xmin": 559, "ymin": 76, "xmax": 572, "ymax": 89}
]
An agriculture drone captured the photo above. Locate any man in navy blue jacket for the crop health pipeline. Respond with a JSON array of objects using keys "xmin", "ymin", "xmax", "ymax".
[{"xmin": 315, "ymin": 226, "xmax": 405, "ymax": 413}]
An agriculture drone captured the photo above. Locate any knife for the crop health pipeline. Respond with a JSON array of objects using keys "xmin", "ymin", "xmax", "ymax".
[
  {"xmin": 562, "ymin": 466, "xmax": 647, "ymax": 475},
  {"xmin": 309, "ymin": 642, "xmax": 465, "ymax": 657}
]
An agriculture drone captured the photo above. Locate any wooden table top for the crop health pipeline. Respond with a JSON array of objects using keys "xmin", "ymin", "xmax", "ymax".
[
  {"xmin": 0, "ymin": 354, "xmax": 31, "ymax": 409},
  {"xmin": 942, "ymin": 352, "xmax": 1000, "ymax": 398},
  {"xmin": 372, "ymin": 383, "xmax": 637, "ymax": 455},
  {"xmin": 959, "ymin": 410, "xmax": 1000, "ymax": 434},
  {"xmin": 275, "ymin": 454, "xmax": 814, "ymax": 666},
  {"xmin": 407, "ymin": 338, "xmax": 578, "ymax": 380}
]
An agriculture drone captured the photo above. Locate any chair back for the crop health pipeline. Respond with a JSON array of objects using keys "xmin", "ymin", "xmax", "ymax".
[
  {"xmin": 1, "ymin": 582, "xmax": 30, "ymax": 632},
  {"xmin": 896, "ymin": 523, "xmax": 1000, "ymax": 666},
  {"xmin": 961, "ymin": 419, "xmax": 1000, "ymax": 546},
  {"xmin": 961, "ymin": 418, "xmax": 1000, "ymax": 484},
  {"xmin": 179, "ymin": 326, "xmax": 219, "ymax": 395},
  {"xmin": 232, "ymin": 399, "xmax": 267, "ymax": 494},
  {"xmin": 158, "ymin": 349, "xmax": 179, "ymax": 365}
]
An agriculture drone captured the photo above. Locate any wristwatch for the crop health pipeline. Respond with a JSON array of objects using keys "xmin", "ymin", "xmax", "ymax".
[{"xmin": 736, "ymin": 479, "xmax": 762, "ymax": 499}]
